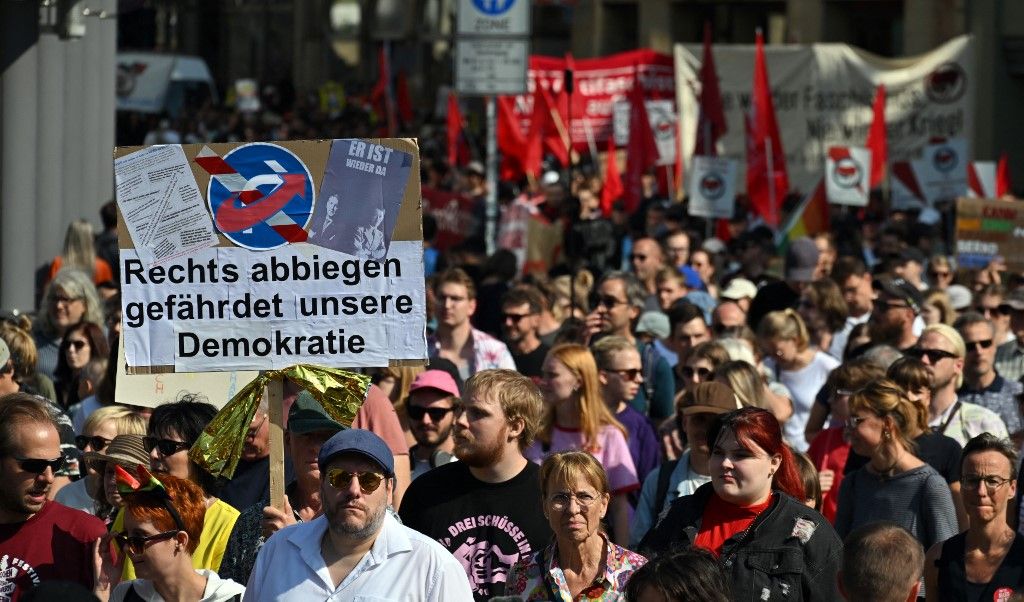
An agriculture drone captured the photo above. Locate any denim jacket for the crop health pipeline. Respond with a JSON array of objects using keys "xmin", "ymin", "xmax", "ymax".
[{"xmin": 639, "ymin": 483, "xmax": 842, "ymax": 602}]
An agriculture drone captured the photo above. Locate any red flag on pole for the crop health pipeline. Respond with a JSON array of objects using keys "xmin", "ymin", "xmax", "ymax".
[
  {"xmin": 540, "ymin": 85, "xmax": 570, "ymax": 167},
  {"xmin": 601, "ymin": 136, "xmax": 623, "ymax": 217},
  {"xmin": 997, "ymin": 152, "xmax": 1012, "ymax": 197},
  {"xmin": 524, "ymin": 88, "xmax": 549, "ymax": 178},
  {"xmin": 395, "ymin": 70, "xmax": 414, "ymax": 126},
  {"xmin": 447, "ymin": 92, "xmax": 470, "ymax": 168},
  {"xmin": 865, "ymin": 84, "xmax": 887, "ymax": 188},
  {"xmin": 497, "ymin": 96, "xmax": 526, "ymax": 180},
  {"xmin": 694, "ymin": 22, "xmax": 727, "ymax": 157},
  {"xmin": 623, "ymin": 80, "xmax": 658, "ymax": 214},
  {"xmin": 370, "ymin": 45, "xmax": 397, "ymax": 136},
  {"xmin": 745, "ymin": 30, "xmax": 789, "ymax": 227}
]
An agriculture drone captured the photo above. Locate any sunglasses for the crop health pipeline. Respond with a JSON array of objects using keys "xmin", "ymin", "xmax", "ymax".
[
  {"xmin": 143, "ymin": 437, "xmax": 190, "ymax": 456},
  {"xmin": 66, "ymin": 340, "xmax": 88, "ymax": 351},
  {"xmin": 906, "ymin": 348, "xmax": 959, "ymax": 363},
  {"xmin": 608, "ymin": 368, "xmax": 643, "ymax": 381},
  {"xmin": 75, "ymin": 435, "xmax": 112, "ymax": 451},
  {"xmin": 326, "ymin": 468, "xmax": 385, "ymax": 494},
  {"xmin": 966, "ymin": 339, "xmax": 994, "ymax": 352},
  {"xmin": 406, "ymin": 405, "xmax": 455, "ymax": 422},
  {"xmin": 595, "ymin": 295, "xmax": 628, "ymax": 309},
  {"xmin": 682, "ymin": 366, "xmax": 713, "ymax": 380},
  {"xmin": 629, "ymin": 254, "xmax": 648, "ymax": 262},
  {"xmin": 14, "ymin": 455, "xmax": 67, "ymax": 474},
  {"xmin": 976, "ymin": 306, "xmax": 1009, "ymax": 317},
  {"xmin": 502, "ymin": 312, "xmax": 533, "ymax": 324},
  {"xmin": 114, "ymin": 531, "xmax": 179, "ymax": 555},
  {"xmin": 928, "ymin": 270, "xmax": 951, "ymax": 279}
]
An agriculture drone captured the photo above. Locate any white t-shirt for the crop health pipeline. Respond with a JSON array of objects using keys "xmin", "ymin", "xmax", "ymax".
[{"xmin": 766, "ymin": 352, "xmax": 840, "ymax": 452}]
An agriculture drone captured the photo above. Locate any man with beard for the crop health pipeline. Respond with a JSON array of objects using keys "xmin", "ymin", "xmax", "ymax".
[
  {"xmin": 911, "ymin": 324, "xmax": 1008, "ymax": 447},
  {"xmin": 868, "ymin": 277, "xmax": 922, "ymax": 352},
  {"xmin": 399, "ymin": 369, "xmax": 551, "ymax": 600},
  {"xmin": 0, "ymin": 393, "xmax": 105, "ymax": 599},
  {"xmin": 500, "ymin": 287, "xmax": 548, "ymax": 379},
  {"xmin": 406, "ymin": 370, "xmax": 460, "ymax": 479},
  {"xmin": 243, "ymin": 429, "xmax": 472, "ymax": 600}
]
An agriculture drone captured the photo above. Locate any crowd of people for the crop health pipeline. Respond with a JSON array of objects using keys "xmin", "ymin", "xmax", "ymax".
[{"xmin": 4, "ymin": 101, "xmax": 1024, "ymax": 601}]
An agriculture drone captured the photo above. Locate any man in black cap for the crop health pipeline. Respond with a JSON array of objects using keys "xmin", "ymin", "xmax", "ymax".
[
  {"xmin": 243, "ymin": 429, "xmax": 472, "ymax": 600},
  {"xmin": 220, "ymin": 391, "xmax": 345, "ymax": 584},
  {"xmin": 869, "ymin": 276, "xmax": 923, "ymax": 352},
  {"xmin": 747, "ymin": 236, "xmax": 820, "ymax": 330}
]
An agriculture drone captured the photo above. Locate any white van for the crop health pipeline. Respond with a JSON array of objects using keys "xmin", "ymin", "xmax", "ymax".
[{"xmin": 116, "ymin": 52, "xmax": 218, "ymax": 117}]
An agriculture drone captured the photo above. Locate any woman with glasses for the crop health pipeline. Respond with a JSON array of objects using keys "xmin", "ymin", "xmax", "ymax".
[
  {"xmin": 529, "ymin": 344, "xmax": 639, "ymax": 545},
  {"xmin": 505, "ymin": 451, "xmax": 647, "ymax": 600},
  {"xmin": 114, "ymin": 396, "xmax": 240, "ymax": 580},
  {"xmin": 640, "ymin": 407, "xmax": 843, "ymax": 600},
  {"xmin": 836, "ymin": 378, "xmax": 958, "ymax": 554},
  {"xmin": 928, "ymin": 255, "xmax": 956, "ymax": 291},
  {"xmin": 54, "ymin": 320, "xmax": 109, "ymax": 410},
  {"xmin": 93, "ymin": 471, "xmax": 246, "ymax": 601},
  {"xmin": 924, "ymin": 433, "xmax": 1024, "ymax": 601},
  {"xmin": 33, "ymin": 268, "xmax": 104, "ymax": 381},
  {"xmin": 56, "ymin": 406, "xmax": 147, "ymax": 516},
  {"xmin": 758, "ymin": 310, "xmax": 840, "ymax": 452}
]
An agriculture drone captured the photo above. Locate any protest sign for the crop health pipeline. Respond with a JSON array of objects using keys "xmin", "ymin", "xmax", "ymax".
[
  {"xmin": 675, "ymin": 35, "xmax": 974, "ymax": 193},
  {"xmin": 613, "ymin": 99, "xmax": 678, "ymax": 166},
  {"xmin": 422, "ymin": 186, "xmax": 477, "ymax": 251},
  {"xmin": 114, "ymin": 138, "xmax": 426, "ymax": 373},
  {"xmin": 968, "ymin": 161, "xmax": 997, "ymax": 198},
  {"xmin": 825, "ymin": 146, "xmax": 871, "ymax": 206},
  {"xmin": 955, "ymin": 197, "xmax": 1024, "ymax": 272},
  {"xmin": 918, "ymin": 137, "xmax": 969, "ymax": 204},
  {"xmin": 688, "ymin": 156, "xmax": 738, "ymax": 219}
]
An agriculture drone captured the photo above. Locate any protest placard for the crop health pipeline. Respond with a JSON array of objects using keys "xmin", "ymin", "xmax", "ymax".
[
  {"xmin": 825, "ymin": 146, "xmax": 871, "ymax": 206},
  {"xmin": 955, "ymin": 197, "xmax": 1024, "ymax": 272},
  {"xmin": 114, "ymin": 138, "xmax": 426, "ymax": 374},
  {"xmin": 688, "ymin": 156, "xmax": 738, "ymax": 219}
]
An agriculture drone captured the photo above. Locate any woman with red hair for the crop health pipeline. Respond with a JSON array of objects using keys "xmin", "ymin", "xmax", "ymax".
[
  {"xmin": 92, "ymin": 471, "xmax": 245, "ymax": 601},
  {"xmin": 639, "ymin": 407, "xmax": 843, "ymax": 600}
]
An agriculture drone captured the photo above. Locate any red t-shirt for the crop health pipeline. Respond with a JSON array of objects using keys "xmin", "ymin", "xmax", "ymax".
[
  {"xmin": 0, "ymin": 501, "xmax": 106, "ymax": 600},
  {"xmin": 806, "ymin": 426, "xmax": 850, "ymax": 524},
  {"xmin": 694, "ymin": 492, "xmax": 774, "ymax": 557}
]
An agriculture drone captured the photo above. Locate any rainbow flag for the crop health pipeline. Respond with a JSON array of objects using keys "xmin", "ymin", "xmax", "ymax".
[{"xmin": 776, "ymin": 178, "xmax": 830, "ymax": 250}]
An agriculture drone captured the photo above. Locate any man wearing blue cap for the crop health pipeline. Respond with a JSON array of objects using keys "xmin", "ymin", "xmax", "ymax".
[{"xmin": 243, "ymin": 428, "xmax": 472, "ymax": 600}]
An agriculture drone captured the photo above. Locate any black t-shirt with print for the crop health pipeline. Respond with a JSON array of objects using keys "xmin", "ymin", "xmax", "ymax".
[{"xmin": 399, "ymin": 460, "xmax": 552, "ymax": 601}]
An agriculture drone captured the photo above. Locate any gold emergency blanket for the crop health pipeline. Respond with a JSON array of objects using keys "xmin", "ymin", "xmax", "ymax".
[{"xmin": 189, "ymin": 364, "xmax": 370, "ymax": 479}]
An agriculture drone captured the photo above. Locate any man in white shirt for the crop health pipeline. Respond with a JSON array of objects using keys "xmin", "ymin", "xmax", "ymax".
[{"xmin": 243, "ymin": 429, "xmax": 472, "ymax": 601}]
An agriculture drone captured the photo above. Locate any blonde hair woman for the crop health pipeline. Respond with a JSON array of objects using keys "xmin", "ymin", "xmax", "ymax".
[
  {"xmin": 758, "ymin": 309, "xmax": 839, "ymax": 452},
  {"xmin": 49, "ymin": 219, "xmax": 114, "ymax": 285},
  {"xmin": 836, "ymin": 378, "xmax": 957, "ymax": 553},
  {"xmin": 528, "ymin": 344, "xmax": 639, "ymax": 544},
  {"xmin": 922, "ymin": 289, "xmax": 956, "ymax": 326}
]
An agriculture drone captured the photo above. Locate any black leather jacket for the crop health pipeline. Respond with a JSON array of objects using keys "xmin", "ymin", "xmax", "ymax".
[{"xmin": 639, "ymin": 483, "xmax": 843, "ymax": 602}]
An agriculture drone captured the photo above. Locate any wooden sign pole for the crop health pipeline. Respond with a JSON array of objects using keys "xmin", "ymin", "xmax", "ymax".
[{"xmin": 266, "ymin": 378, "xmax": 286, "ymax": 512}]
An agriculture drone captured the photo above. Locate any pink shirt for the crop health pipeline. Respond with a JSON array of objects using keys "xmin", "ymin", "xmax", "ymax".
[{"xmin": 526, "ymin": 424, "xmax": 640, "ymax": 495}]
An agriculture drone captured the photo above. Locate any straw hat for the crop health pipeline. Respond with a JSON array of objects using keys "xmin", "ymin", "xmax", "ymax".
[{"xmin": 83, "ymin": 434, "xmax": 150, "ymax": 470}]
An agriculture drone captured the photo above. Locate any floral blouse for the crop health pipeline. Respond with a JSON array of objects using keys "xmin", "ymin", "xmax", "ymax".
[{"xmin": 503, "ymin": 536, "xmax": 647, "ymax": 601}]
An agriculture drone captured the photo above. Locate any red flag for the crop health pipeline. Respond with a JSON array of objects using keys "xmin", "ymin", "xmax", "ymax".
[
  {"xmin": 395, "ymin": 70, "xmax": 414, "ymax": 126},
  {"xmin": 997, "ymin": 152, "xmax": 1012, "ymax": 197},
  {"xmin": 694, "ymin": 22, "xmax": 727, "ymax": 156},
  {"xmin": 745, "ymin": 30, "xmax": 789, "ymax": 227},
  {"xmin": 540, "ymin": 85, "xmax": 570, "ymax": 167},
  {"xmin": 623, "ymin": 80, "xmax": 658, "ymax": 214},
  {"xmin": 524, "ymin": 86, "xmax": 555, "ymax": 178},
  {"xmin": 865, "ymin": 84, "xmax": 887, "ymax": 188},
  {"xmin": 497, "ymin": 96, "xmax": 526, "ymax": 180},
  {"xmin": 370, "ymin": 46, "xmax": 396, "ymax": 136},
  {"xmin": 601, "ymin": 136, "xmax": 623, "ymax": 216},
  {"xmin": 447, "ymin": 92, "xmax": 470, "ymax": 168}
]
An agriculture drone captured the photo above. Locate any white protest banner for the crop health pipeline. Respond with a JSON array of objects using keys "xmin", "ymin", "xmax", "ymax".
[
  {"xmin": 115, "ymin": 139, "xmax": 426, "ymax": 373},
  {"xmin": 825, "ymin": 146, "xmax": 871, "ymax": 206},
  {"xmin": 917, "ymin": 137, "xmax": 969, "ymax": 204},
  {"xmin": 968, "ymin": 161, "xmax": 997, "ymax": 198},
  {"xmin": 675, "ymin": 35, "xmax": 973, "ymax": 193},
  {"xmin": 612, "ymin": 99, "xmax": 677, "ymax": 166},
  {"xmin": 688, "ymin": 156, "xmax": 738, "ymax": 219}
]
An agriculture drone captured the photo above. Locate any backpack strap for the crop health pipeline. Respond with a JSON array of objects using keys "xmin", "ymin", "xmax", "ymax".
[
  {"xmin": 654, "ymin": 459, "xmax": 681, "ymax": 516},
  {"xmin": 641, "ymin": 342, "xmax": 658, "ymax": 410}
]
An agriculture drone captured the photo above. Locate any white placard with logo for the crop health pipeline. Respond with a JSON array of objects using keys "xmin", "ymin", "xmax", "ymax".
[
  {"xmin": 917, "ymin": 137, "xmax": 969, "ymax": 205},
  {"xmin": 688, "ymin": 156, "xmax": 738, "ymax": 219},
  {"xmin": 612, "ymin": 99, "xmax": 678, "ymax": 166},
  {"xmin": 825, "ymin": 146, "xmax": 871, "ymax": 206}
]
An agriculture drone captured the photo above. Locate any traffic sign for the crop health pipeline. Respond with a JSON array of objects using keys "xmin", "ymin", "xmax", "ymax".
[
  {"xmin": 456, "ymin": 38, "xmax": 529, "ymax": 95},
  {"xmin": 457, "ymin": 0, "xmax": 530, "ymax": 36}
]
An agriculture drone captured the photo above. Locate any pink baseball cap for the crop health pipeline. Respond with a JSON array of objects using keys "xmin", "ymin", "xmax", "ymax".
[{"xmin": 409, "ymin": 370, "xmax": 460, "ymax": 398}]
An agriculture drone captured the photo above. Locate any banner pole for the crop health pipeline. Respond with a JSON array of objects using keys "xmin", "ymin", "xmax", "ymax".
[
  {"xmin": 485, "ymin": 96, "xmax": 498, "ymax": 255},
  {"xmin": 267, "ymin": 379, "xmax": 286, "ymax": 512}
]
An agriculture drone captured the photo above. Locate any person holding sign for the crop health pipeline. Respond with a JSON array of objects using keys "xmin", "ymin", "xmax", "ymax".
[{"xmin": 242, "ymin": 429, "xmax": 472, "ymax": 600}]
